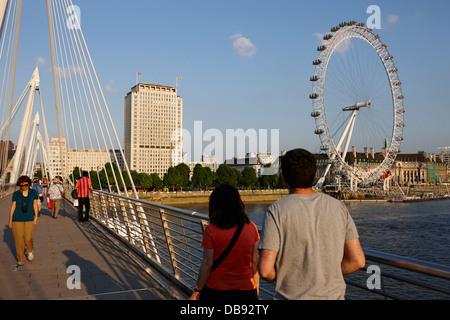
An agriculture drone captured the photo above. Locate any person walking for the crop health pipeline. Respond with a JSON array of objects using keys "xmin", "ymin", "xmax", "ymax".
[
  {"xmin": 8, "ymin": 176, "xmax": 39, "ymax": 266},
  {"xmin": 75, "ymin": 171, "xmax": 92, "ymax": 222},
  {"xmin": 31, "ymin": 179, "xmax": 44, "ymax": 216},
  {"xmin": 42, "ymin": 176, "xmax": 48, "ymax": 198},
  {"xmin": 189, "ymin": 184, "xmax": 260, "ymax": 300},
  {"xmin": 48, "ymin": 177, "xmax": 65, "ymax": 219},
  {"xmin": 258, "ymin": 148, "xmax": 365, "ymax": 300}
]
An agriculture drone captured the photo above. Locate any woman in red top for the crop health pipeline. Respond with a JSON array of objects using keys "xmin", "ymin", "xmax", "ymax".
[{"xmin": 189, "ymin": 184, "xmax": 260, "ymax": 300}]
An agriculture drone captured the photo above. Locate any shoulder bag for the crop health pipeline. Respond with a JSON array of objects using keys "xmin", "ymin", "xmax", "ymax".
[{"xmin": 211, "ymin": 223, "xmax": 244, "ymax": 273}]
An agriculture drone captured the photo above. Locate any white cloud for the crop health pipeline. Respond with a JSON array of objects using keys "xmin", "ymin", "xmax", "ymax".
[
  {"xmin": 335, "ymin": 38, "xmax": 351, "ymax": 55},
  {"xmin": 387, "ymin": 15, "xmax": 399, "ymax": 24},
  {"xmin": 230, "ymin": 33, "xmax": 257, "ymax": 58},
  {"xmin": 104, "ymin": 80, "xmax": 118, "ymax": 93},
  {"xmin": 50, "ymin": 66, "xmax": 84, "ymax": 79},
  {"xmin": 313, "ymin": 33, "xmax": 325, "ymax": 45},
  {"xmin": 36, "ymin": 57, "xmax": 46, "ymax": 66}
]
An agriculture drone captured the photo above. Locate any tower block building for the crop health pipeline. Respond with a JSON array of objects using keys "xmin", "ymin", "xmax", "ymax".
[{"xmin": 124, "ymin": 83, "xmax": 183, "ymax": 178}]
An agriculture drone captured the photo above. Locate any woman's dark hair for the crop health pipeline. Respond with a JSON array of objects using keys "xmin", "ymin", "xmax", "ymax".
[
  {"xmin": 16, "ymin": 175, "xmax": 32, "ymax": 187},
  {"xmin": 281, "ymin": 148, "xmax": 317, "ymax": 189},
  {"xmin": 209, "ymin": 184, "xmax": 249, "ymax": 229}
]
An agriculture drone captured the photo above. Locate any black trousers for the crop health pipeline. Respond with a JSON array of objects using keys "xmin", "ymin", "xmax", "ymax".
[{"xmin": 77, "ymin": 197, "xmax": 90, "ymax": 221}]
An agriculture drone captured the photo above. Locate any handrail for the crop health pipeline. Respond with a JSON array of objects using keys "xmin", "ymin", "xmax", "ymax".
[
  {"xmin": 364, "ymin": 249, "xmax": 450, "ymax": 280},
  {"xmin": 85, "ymin": 189, "xmax": 449, "ymax": 300}
]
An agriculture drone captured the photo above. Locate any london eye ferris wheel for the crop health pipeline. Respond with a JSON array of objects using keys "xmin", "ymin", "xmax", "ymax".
[{"xmin": 310, "ymin": 21, "xmax": 405, "ymax": 188}]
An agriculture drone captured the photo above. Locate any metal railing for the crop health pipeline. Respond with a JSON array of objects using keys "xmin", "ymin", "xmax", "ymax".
[{"xmin": 86, "ymin": 190, "xmax": 450, "ymax": 300}]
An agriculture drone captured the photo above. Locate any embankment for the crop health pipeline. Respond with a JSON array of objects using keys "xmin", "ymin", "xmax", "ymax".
[{"xmin": 139, "ymin": 189, "xmax": 289, "ymax": 205}]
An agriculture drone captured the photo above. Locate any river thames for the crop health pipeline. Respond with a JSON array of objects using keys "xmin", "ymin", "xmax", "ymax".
[{"xmin": 175, "ymin": 198, "xmax": 450, "ymax": 266}]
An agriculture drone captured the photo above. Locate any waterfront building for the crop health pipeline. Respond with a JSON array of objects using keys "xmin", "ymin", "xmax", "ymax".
[
  {"xmin": 48, "ymin": 136, "xmax": 67, "ymax": 178},
  {"xmin": 438, "ymin": 148, "xmax": 450, "ymax": 166},
  {"xmin": 124, "ymin": 83, "xmax": 183, "ymax": 178},
  {"xmin": 315, "ymin": 148, "xmax": 449, "ymax": 186},
  {"xmin": 48, "ymin": 136, "xmax": 116, "ymax": 179},
  {"xmin": 0, "ymin": 140, "xmax": 15, "ymax": 174},
  {"xmin": 110, "ymin": 149, "xmax": 125, "ymax": 171}
]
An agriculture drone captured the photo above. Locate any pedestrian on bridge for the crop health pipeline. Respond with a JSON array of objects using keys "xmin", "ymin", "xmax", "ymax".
[
  {"xmin": 190, "ymin": 184, "xmax": 260, "ymax": 300},
  {"xmin": 258, "ymin": 148, "xmax": 366, "ymax": 300},
  {"xmin": 8, "ymin": 176, "xmax": 39, "ymax": 267},
  {"xmin": 75, "ymin": 171, "xmax": 92, "ymax": 222},
  {"xmin": 31, "ymin": 179, "xmax": 44, "ymax": 216},
  {"xmin": 48, "ymin": 177, "xmax": 65, "ymax": 219}
]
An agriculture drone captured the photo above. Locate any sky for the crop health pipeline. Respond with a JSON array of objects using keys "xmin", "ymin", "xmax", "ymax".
[{"xmin": 6, "ymin": 0, "xmax": 450, "ymax": 160}]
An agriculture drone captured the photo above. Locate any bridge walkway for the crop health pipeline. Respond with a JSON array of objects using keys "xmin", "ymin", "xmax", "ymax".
[{"xmin": 0, "ymin": 192, "xmax": 188, "ymax": 300}]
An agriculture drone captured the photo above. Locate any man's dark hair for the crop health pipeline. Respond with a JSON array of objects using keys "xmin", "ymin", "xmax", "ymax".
[
  {"xmin": 281, "ymin": 149, "xmax": 317, "ymax": 188},
  {"xmin": 82, "ymin": 171, "xmax": 89, "ymax": 177},
  {"xmin": 209, "ymin": 184, "xmax": 249, "ymax": 229}
]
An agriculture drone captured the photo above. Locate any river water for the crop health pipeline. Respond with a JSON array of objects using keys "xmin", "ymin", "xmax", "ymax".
[
  {"xmin": 175, "ymin": 198, "xmax": 450, "ymax": 265},
  {"xmin": 174, "ymin": 198, "xmax": 450, "ymax": 299}
]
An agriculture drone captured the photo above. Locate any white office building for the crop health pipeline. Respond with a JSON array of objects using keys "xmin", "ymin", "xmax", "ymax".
[
  {"xmin": 48, "ymin": 136, "xmax": 113, "ymax": 178},
  {"xmin": 124, "ymin": 83, "xmax": 183, "ymax": 178}
]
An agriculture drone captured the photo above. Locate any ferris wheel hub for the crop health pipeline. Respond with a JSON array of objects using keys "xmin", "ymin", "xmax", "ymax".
[{"xmin": 342, "ymin": 100, "xmax": 371, "ymax": 111}]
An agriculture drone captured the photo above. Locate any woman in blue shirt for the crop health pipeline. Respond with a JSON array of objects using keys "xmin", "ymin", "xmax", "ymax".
[{"xmin": 8, "ymin": 176, "xmax": 39, "ymax": 266}]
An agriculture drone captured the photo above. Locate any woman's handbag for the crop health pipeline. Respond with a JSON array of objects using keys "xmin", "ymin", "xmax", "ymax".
[{"xmin": 48, "ymin": 198, "xmax": 53, "ymax": 209}]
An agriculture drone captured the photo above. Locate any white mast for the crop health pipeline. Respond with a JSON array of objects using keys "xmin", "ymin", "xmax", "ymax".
[{"xmin": 9, "ymin": 67, "xmax": 40, "ymax": 182}]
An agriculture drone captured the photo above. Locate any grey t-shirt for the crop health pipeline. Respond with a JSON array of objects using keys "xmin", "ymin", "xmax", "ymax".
[{"xmin": 259, "ymin": 192, "xmax": 359, "ymax": 300}]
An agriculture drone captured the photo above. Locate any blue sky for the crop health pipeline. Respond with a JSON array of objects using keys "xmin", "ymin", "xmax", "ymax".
[{"xmin": 9, "ymin": 0, "xmax": 450, "ymax": 157}]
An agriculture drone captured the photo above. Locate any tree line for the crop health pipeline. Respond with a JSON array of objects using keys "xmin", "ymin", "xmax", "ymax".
[{"xmin": 68, "ymin": 162, "xmax": 284, "ymax": 191}]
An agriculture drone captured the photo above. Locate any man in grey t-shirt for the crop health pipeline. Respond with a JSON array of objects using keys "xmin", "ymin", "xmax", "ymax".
[{"xmin": 258, "ymin": 149, "xmax": 365, "ymax": 300}]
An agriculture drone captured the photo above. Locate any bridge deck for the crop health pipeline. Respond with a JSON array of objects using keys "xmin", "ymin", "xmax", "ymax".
[{"xmin": 0, "ymin": 192, "xmax": 187, "ymax": 300}]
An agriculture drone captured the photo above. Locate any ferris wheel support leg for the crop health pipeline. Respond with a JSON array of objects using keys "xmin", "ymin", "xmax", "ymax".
[
  {"xmin": 341, "ymin": 111, "xmax": 358, "ymax": 163},
  {"xmin": 316, "ymin": 163, "xmax": 332, "ymax": 188},
  {"xmin": 316, "ymin": 110, "xmax": 358, "ymax": 189}
]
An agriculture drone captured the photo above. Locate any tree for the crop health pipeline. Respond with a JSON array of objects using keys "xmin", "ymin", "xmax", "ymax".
[
  {"xmin": 175, "ymin": 163, "xmax": 190, "ymax": 190},
  {"xmin": 129, "ymin": 170, "xmax": 141, "ymax": 188},
  {"xmin": 150, "ymin": 173, "xmax": 163, "ymax": 190},
  {"xmin": 34, "ymin": 170, "xmax": 43, "ymax": 179},
  {"xmin": 216, "ymin": 164, "xmax": 238, "ymax": 186},
  {"xmin": 241, "ymin": 166, "xmax": 258, "ymax": 188},
  {"xmin": 204, "ymin": 167, "xmax": 214, "ymax": 189},
  {"xmin": 259, "ymin": 174, "xmax": 279, "ymax": 189},
  {"xmin": 89, "ymin": 170, "xmax": 100, "ymax": 190},
  {"xmin": 192, "ymin": 164, "xmax": 207, "ymax": 190},
  {"xmin": 164, "ymin": 167, "xmax": 181, "ymax": 190},
  {"xmin": 233, "ymin": 168, "xmax": 242, "ymax": 187},
  {"xmin": 72, "ymin": 166, "xmax": 83, "ymax": 182},
  {"xmin": 139, "ymin": 172, "xmax": 153, "ymax": 190},
  {"xmin": 121, "ymin": 170, "xmax": 132, "ymax": 189}
]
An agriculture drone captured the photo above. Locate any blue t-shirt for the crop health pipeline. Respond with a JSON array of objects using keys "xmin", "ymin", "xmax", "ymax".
[
  {"xmin": 32, "ymin": 184, "xmax": 43, "ymax": 195},
  {"xmin": 12, "ymin": 189, "xmax": 38, "ymax": 222}
]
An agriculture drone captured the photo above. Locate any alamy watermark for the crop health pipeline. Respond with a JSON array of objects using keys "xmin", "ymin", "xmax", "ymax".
[
  {"xmin": 366, "ymin": 265, "xmax": 382, "ymax": 290},
  {"xmin": 66, "ymin": 5, "xmax": 81, "ymax": 30},
  {"xmin": 366, "ymin": 5, "xmax": 381, "ymax": 30},
  {"xmin": 171, "ymin": 121, "xmax": 280, "ymax": 176},
  {"xmin": 66, "ymin": 265, "xmax": 81, "ymax": 290}
]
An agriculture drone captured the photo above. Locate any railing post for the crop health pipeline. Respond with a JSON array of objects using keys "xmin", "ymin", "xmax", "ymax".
[
  {"xmin": 160, "ymin": 209, "xmax": 179, "ymax": 278},
  {"xmin": 99, "ymin": 193, "xmax": 110, "ymax": 227},
  {"xmin": 118, "ymin": 198, "xmax": 135, "ymax": 245},
  {"xmin": 136, "ymin": 204, "xmax": 161, "ymax": 263}
]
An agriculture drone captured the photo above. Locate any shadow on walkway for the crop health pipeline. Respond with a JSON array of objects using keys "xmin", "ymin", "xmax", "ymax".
[{"xmin": 0, "ymin": 193, "xmax": 186, "ymax": 300}]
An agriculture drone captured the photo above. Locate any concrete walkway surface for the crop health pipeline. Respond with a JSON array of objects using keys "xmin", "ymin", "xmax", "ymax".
[{"xmin": 0, "ymin": 192, "xmax": 187, "ymax": 300}]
